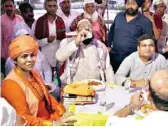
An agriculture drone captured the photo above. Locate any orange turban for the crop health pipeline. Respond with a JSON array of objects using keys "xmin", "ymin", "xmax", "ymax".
[{"xmin": 9, "ymin": 35, "xmax": 38, "ymax": 60}]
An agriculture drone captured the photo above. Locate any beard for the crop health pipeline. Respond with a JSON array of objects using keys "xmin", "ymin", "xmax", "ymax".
[
  {"xmin": 82, "ymin": 35, "xmax": 93, "ymax": 45},
  {"xmin": 126, "ymin": 8, "xmax": 139, "ymax": 16},
  {"xmin": 6, "ymin": 10, "xmax": 13, "ymax": 16},
  {"xmin": 84, "ymin": 11, "xmax": 99, "ymax": 22}
]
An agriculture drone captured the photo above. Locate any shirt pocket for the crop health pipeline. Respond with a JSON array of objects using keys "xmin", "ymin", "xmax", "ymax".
[{"xmin": 125, "ymin": 23, "xmax": 143, "ymax": 38}]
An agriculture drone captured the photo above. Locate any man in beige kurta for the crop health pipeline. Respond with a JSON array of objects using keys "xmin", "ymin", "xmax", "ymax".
[{"xmin": 56, "ymin": 19, "xmax": 114, "ymax": 86}]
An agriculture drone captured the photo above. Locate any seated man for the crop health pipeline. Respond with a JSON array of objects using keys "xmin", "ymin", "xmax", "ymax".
[
  {"xmin": 106, "ymin": 69, "xmax": 168, "ymax": 126},
  {"xmin": 56, "ymin": 19, "xmax": 114, "ymax": 86},
  {"xmin": 70, "ymin": 0, "xmax": 108, "ymax": 46},
  {"xmin": 115, "ymin": 34, "xmax": 168, "ymax": 87}
]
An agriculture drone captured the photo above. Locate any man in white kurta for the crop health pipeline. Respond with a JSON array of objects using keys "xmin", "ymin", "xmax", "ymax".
[
  {"xmin": 57, "ymin": 0, "xmax": 81, "ymax": 32},
  {"xmin": 56, "ymin": 19, "xmax": 114, "ymax": 86},
  {"xmin": 33, "ymin": 0, "xmax": 66, "ymax": 68}
]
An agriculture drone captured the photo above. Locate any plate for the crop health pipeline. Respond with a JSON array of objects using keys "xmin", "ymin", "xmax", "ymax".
[
  {"xmin": 83, "ymin": 79, "xmax": 106, "ymax": 91},
  {"xmin": 134, "ymin": 104, "xmax": 153, "ymax": 118}
]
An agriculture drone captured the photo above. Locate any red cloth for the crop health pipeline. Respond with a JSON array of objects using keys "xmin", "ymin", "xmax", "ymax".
[
  {"xmin": 35, "ymin": 14, "xmax": 65, "ymax": 40},
  {"xmin": 150, "ymin": 12, "xmax": 163, "ymax": 30}
]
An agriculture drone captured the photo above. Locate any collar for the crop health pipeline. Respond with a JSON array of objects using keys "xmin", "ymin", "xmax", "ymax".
[
  {"xmin": 138, "ymin": 52, "xmax": 157, "ymax": 65},
  {"xmin": 60, "ymin": 9, "xmax": 72, "ymax": 17}
]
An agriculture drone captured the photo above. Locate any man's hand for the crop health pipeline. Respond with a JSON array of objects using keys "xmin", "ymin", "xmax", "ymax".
[
  {"xmin": 131, "ymin": 79, "xmax": 149, "ymax": 88},
  {"xmin": 108, "ymin": 47, "xmax": 112, "ymax": 52},
  {"xmin": 114, "ymin": 92, "xmax": 143, "ymax": 117},
  {"xmin": 129, "ymin": 92, "xmax": 143, "ymax": 110},
  {"xmin": 75, "ymin": 29, "xmax": 89, "ymax": 46},
  {"xmin": 166, "ymin": 45, "xmax": 168, "ymax": 52},
  {"xmin": 144, "ymin": 12, "xmax": 154, "ymax": 23},
  {"xmin": 47, "ymin": 35, "xmax": 56, "ymax": 43},
  {"xmin": 56, "ymin": 112, "xmax": 77, "ymax": 126}
]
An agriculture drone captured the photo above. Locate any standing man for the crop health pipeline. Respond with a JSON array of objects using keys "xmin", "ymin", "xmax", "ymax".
[
  {"xmin": 95, "ymin": 0, "xmax": 108, "ymax": 18},
  {"xmin": 108, "ymin": 0, "xmax": 153, "ymax": 73},
  {"xmin": 141, "ymin": 0, "xmax": 163, "ymax": 40},
  {"xmin": 153, "ymin": 0, "xmax": 168, "ymax": 53},
  {"xmin": 13, "ymin": 2, "xmax": 35, "ymax": 38},
  {"xmin": 33, "ymin": 0, "xmax": 66, "ymax": 73},
  {"xmin": 57, "ymin": 0, "xmax": 81, "ymax": 32},
  {"xmin": 1, "ymin": 0, "xmax": 23, "ymax": 75},
  {"xmin": 70, "ymin": 0, "xmax": 108, "ymax": 46}
]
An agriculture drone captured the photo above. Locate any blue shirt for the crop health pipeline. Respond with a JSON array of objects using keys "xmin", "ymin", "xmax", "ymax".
[{"xmin": 108, "ymin": 12, "xmax": 153, "ymax": 56}]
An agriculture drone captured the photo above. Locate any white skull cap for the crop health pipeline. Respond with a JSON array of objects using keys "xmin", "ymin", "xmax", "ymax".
[
  {"xmin": 83, "ymin": 0, "xmax": 95, "ymax": 6},
  {"xmin": 153, "ymin": 0, "xmax": 167, "ymax": 6}
]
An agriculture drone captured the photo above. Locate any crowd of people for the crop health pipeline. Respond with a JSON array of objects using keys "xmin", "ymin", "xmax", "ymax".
[{"xmin": 0, "ymin": 0, "xmax": 168, "ymax": 126}]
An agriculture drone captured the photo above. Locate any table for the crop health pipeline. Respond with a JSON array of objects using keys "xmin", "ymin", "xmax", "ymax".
[{"xmin": 64, "ymin": 86, "xmax": 133, "ymax": 115}]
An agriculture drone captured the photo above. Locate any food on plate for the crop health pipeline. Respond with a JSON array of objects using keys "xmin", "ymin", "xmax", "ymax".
[
  {"xmin": 63, "ymin": 83, "xmax": 95, "ymax": 96},
  {"xmin": 140, "ymin": 104, "xmax": 153, "ymax": 114},
  {"xmin": 88, "ymin": 81, "xmax": 102, "ymax": 86}
]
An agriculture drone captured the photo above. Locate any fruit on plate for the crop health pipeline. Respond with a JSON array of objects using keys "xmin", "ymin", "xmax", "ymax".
[{"xmin": 140, "ymin": 104, "xmax": 153, "ymax": 114}]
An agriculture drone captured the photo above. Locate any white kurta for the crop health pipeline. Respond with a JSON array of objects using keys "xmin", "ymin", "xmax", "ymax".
[
  {"xmin": 0, "ymin": 98, "xmax": 16, "ymax": 126},
  {"xmin": 106, "ymin": 111, "xmax": 168, "ymax": 127},
  {"xmin": 32, "ymin": 19, "xmax": 60, "ymax": 67},
  {"xmin": 13, "ymin": 21, "xmax": 34, "ymax": 39},
  {"xmin": 56, "ymin": 38, "xmax": 114, "ymax": 85}
]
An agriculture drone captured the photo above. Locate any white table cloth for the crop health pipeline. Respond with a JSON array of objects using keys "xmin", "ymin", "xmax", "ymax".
[{"xmin": 64, "ymin": 86, "xmax": 135, "ymax": 115}]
